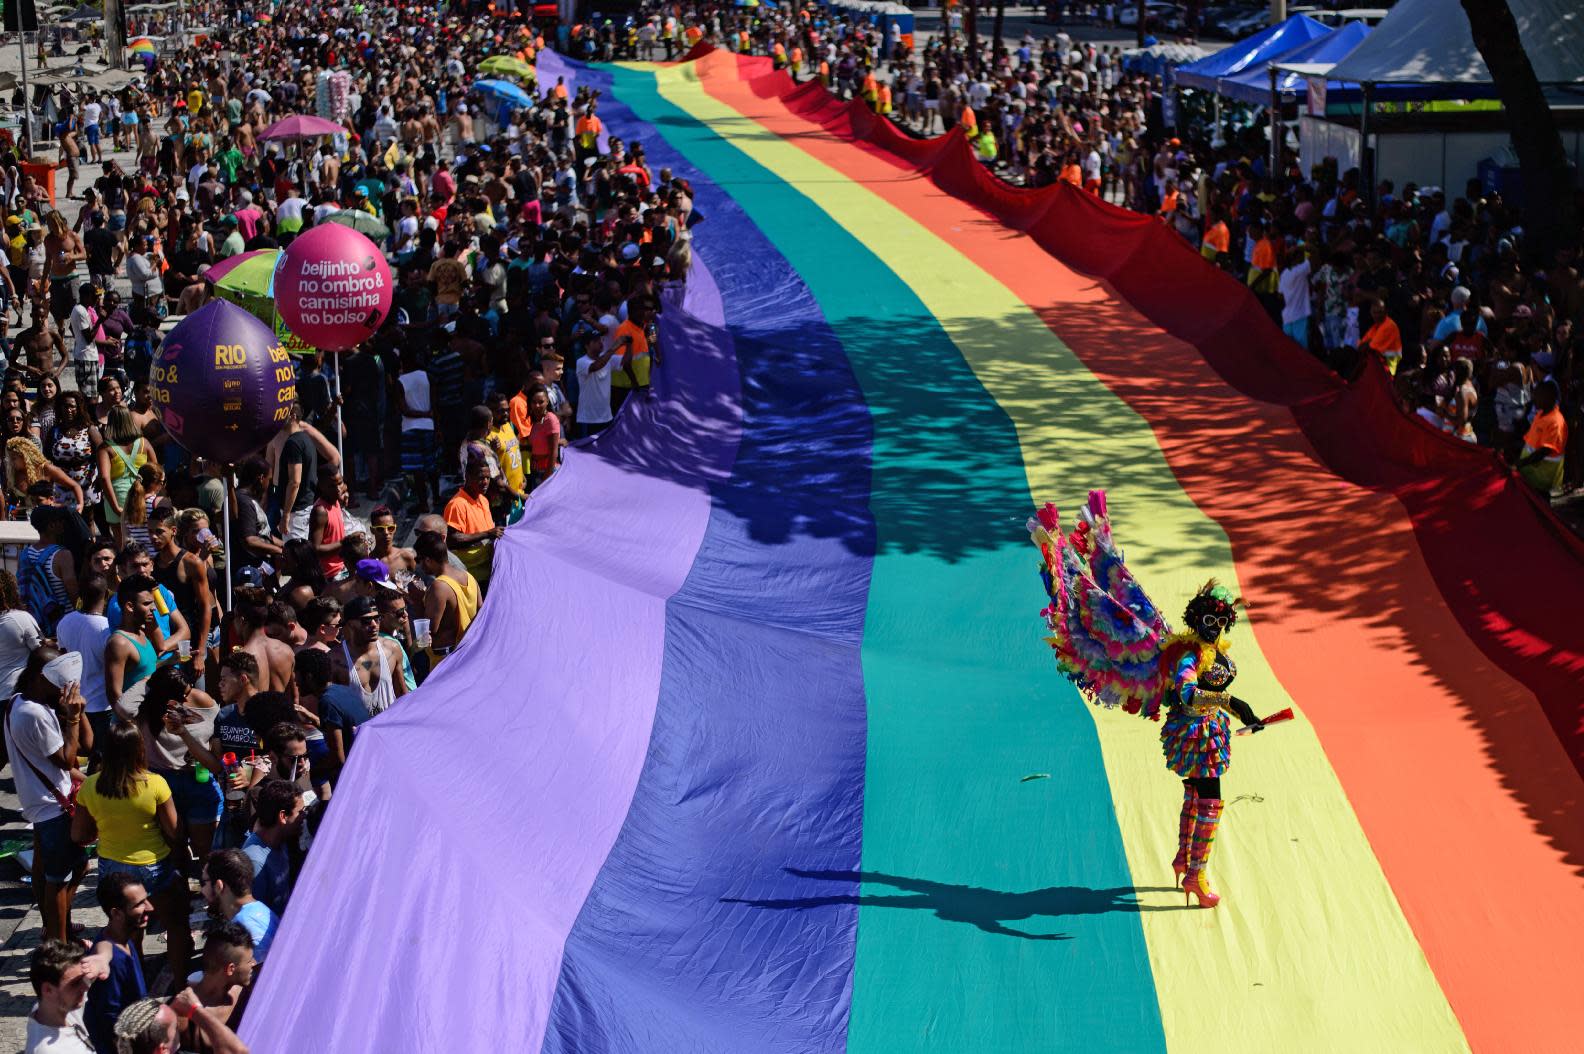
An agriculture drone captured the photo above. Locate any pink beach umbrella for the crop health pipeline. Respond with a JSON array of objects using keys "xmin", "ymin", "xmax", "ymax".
[{"xmin": 258, "ymin": 115, "xmax": 345, "ymax": 141}]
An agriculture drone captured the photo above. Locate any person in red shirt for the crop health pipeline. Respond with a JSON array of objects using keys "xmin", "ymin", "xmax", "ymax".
[
  {"xmin": 524, "ymin": 386, "xmax": 563, "ymax": 485},
  {"xmin": 308, "ymin": 470, "xmax": 349, "ymax": 581},
  {"xmin": 1445, "ymin": 309, "xmax": 1489, "ymax": 363}
]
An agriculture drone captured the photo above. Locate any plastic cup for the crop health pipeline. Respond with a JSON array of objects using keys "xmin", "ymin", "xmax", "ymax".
[
  {"xmin": 177, "ymin": 640, "xmax": 192, "ymax": 660},
  {"xmin": 412, "ymin": 618, "xmax": 431, "ymax": 647},
  {"xmin": 224, "ymin": 759, "xmax": 252, "ymax": 803}
]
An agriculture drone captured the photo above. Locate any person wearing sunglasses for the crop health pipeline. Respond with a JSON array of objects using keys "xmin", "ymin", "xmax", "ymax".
[{"xmin": 1156, "ymin": 582, "xmax": 1267, "ymax": 908}]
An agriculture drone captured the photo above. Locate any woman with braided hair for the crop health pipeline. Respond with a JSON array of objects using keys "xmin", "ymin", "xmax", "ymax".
[{"xmin": 1029, "ymin": 491, "xmax": 1282, "ymax": 909}]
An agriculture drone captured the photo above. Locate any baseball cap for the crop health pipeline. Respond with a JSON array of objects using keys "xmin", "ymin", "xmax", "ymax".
[
  {"xmin": 354, "ymin": 558, "xmax": 401, "ymax": 592},
  {"xmin": 344, "ymin": 595, "xmax": 379, "ymax": 621}
]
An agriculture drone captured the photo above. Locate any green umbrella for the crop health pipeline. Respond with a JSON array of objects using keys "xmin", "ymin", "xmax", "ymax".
[
  {"xmin": 478, "ymin": 55, "xmax": 535, "ymax": 81},
  {"xmin": 324, "ymin": 210, "xmax": 390, "ymax": 241},
  {"xmin": 206, "ymin": 249, "xmax": 315, "ymax": 356},
  {"xmin": 206, "ymin": 248, "xmax": 279, "ymax": 298},
  {"xmin": 207, "ymin": 249, "xmax": 280, "ymax": 327}
]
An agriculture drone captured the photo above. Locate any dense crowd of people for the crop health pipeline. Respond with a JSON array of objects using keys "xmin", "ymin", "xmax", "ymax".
[
  {"xmin": 0, "ymin": 0, "xmax": 1576, "ymax": 1047},
  {"xmin": 3, "ymin": 1, "xmax": 681, "ymax": 1049},
  {"xmin": 618, "ymin": 1, "xmax": 1576, "ymax": 495}
]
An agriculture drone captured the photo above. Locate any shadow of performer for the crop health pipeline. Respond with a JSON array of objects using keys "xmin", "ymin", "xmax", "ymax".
[{"xmin": 724, "ymin": 868, "xmax": 1184, "ymax": 942}]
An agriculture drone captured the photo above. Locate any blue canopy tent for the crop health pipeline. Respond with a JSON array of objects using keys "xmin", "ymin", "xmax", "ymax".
[
  {"xmin": 1218, "ymin": 22, "xmax": 1370, "ymax": 106},
  {"xmin": 1174, "ymin": 14, "xmax": 1330, "ymax": 93}
]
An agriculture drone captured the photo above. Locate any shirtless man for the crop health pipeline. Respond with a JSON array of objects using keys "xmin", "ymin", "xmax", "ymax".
[
  {"xmin": 129, "ymin": 380, "xmax": 166, "ymax": 446},
  {"xmin": 59, "ymin": 122, "xmax": 82, "ymax": 199},
  {"xmin": 401, "ymin": 108, "xmax": 424, "ymax": 146},
  {"xmin": 451, "ymin": 103, "xmax": 473, "ymax": 146},
  {"xmin": 415, "ymin": 530, "xmax": 479, "ymax": 661},
  {"xmin": 230, "ymin": 586, "xmax": 295, "ymax": 694},
  {"xmin": 136, "ymin": 107, "xmax": 159, "ymax": 170},
  {"xmin": 16, "ymin": 308, "xmax": 66, "ymax": 384},
  {"xmin": 368, "ymin": 505, "xmax": 416, "ymax": 576},
  {"xmin": 234, "ymin": 119, "xmax": 255, "ymax": 159},
  {"xmin": 328, "ymin": 596, "xmax": 406, "ymax": 715}
]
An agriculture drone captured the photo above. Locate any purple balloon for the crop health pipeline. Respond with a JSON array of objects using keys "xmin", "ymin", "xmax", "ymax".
[{"xmin": 151, "ymin": 300, "xmax": 298, "ymax": 465}]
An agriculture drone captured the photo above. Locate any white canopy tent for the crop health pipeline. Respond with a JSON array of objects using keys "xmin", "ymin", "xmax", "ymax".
[
  {"xmin": 1294, "ymin": 0, "xmax": 1584, "ymax": 202},
  {"xmin": 1326, "ymin": 0, "xmax": 1584, "ymax": 86}
]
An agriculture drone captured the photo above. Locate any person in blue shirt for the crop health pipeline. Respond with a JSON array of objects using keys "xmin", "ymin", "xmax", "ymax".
[
  {"xmin": 84, "ymin": 872, "xmax": 151, "ymax": 1054},
  {"xmin": 201, "ymin": 849, "xmax": 280, "ymax": 966},
  {"xmin": 106, "ymin": 541, "xmax": 190, "ymax": 662},
  {"xmin": 239, "ymin": 779, "xmax": 301, "ymax": 917},
  {"xmin": 1431, "ymin": 286, "xmax": 1487, "ymax": 344}
]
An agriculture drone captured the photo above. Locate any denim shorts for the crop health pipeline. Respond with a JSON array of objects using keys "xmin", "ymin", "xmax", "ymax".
[
  {"xmin": 87, "ymin": 710, "xmax": 113, "ymax": 762},
  {"xmin": 154, "ymin": 767, "xmax": 223, "ymax": 824},
  {"xmin": 97, "ymin": 854, "xmax": 178, "ymax": 895},
  {"xmin": 33, "ymin": 814, "xmax": 86, "ymax": 885}
]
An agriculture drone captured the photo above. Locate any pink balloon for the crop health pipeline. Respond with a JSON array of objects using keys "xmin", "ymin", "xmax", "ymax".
[{"xmin": 275, "ymin": 223, "xmax": 394, "ymax": 351}]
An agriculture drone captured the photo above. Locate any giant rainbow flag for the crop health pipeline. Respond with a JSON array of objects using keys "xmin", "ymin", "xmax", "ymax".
[{"xmin": 241, "ymin": 48, "xmax": 1584, "ymax": 1054}]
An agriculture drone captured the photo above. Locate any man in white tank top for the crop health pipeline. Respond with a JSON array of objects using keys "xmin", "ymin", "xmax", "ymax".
[{"xmin": 330, "ymin": 596, "xmax": 406, "ymax": 716}]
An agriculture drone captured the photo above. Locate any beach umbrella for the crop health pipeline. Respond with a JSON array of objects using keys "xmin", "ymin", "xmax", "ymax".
[
  {"xmin": 207, "ymin": 249, "xmax": 279, "ymax": 298},
  {"xmin": 324, "ymin": 209, "xmax": 390, "ymax": 241},
  {"xmin": 207, "ymin": 249, "xmax": 281, "ymax": 328},
  {"xmin": 259, "ymin": 114, "xmax": 343, "ymax": 141},
  {"xmin": 205, "ymin": 249, "xmax": 315, "ymax": 357},
  {"xmin": 473, "ymin": 78, "xmax": 533, "ymax": 110},
  {"xmin": 478, "ymin": 55, "xmax": 534, "ymax": 80}
]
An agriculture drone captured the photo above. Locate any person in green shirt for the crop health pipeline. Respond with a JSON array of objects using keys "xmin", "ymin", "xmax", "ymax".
[
  {"xmin": 215, "ymin": 138, "xmax": 245, "ymax": 184},
  {"xmin": 218, "ymin": 216, "xmax": 245, "ymax": 257},
  {"xmin": 974, "ymin": 128, "xmax": 998, "ymax": 164},
  {"xmin": 225, "ymin": 96, "xmax": 243, "ymax": 129}
]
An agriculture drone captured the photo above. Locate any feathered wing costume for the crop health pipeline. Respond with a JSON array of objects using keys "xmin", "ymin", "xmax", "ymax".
[{"xmin": 1029, "ymin": 490, "xmax": 1273, "ymax": 908}]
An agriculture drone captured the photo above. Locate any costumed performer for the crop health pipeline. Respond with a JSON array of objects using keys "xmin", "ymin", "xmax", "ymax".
[{"xmin": 1028, "ymin": 490, "xmax": 1281, "ymax": 909}]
